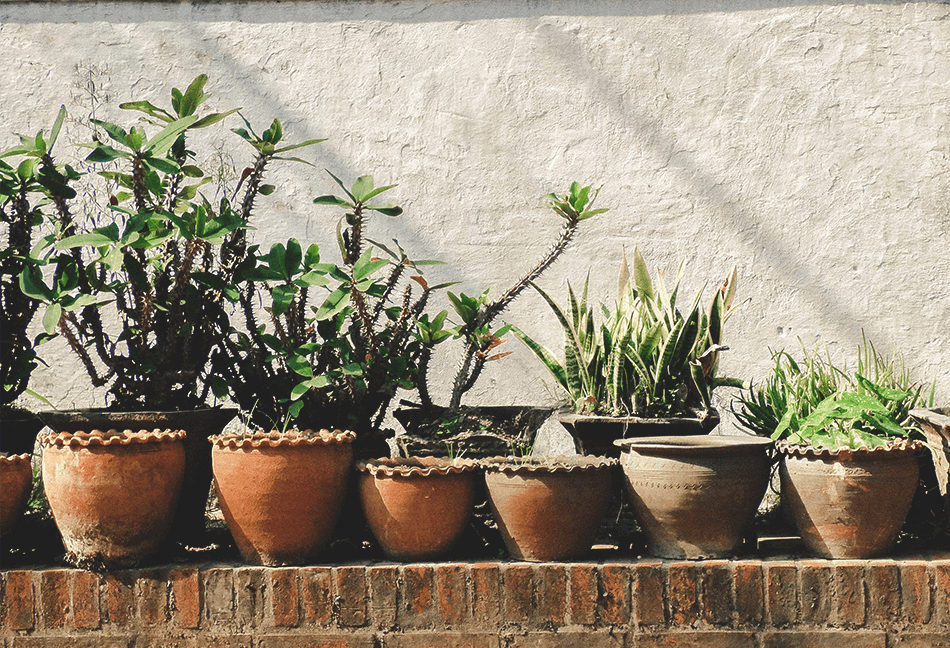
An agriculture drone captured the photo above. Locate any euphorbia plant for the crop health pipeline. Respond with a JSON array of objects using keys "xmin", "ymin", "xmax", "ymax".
[
  {"xmin": 20, "ymin": 76, "xmax": 321, "ymax": 411},
  {"xmin": 514, "ymin": 248, "xmax": 741, "ymax": 417}
]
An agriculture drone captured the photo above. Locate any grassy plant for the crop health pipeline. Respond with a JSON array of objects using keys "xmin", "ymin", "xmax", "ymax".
[{"xmin": 513, "ymin": 248, "xmax": 741, "ymax": 417}]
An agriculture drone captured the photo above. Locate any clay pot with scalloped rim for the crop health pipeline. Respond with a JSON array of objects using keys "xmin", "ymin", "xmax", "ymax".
[
  {"xmin": 616, "ymin": 435, "xmax": 773, "ymax": 559},
  {"xmin": 483, "ymin": 456, "xmax": 616, "ymax": 561},
  {"xmin": 40, "ymin": 429, "xmax": 186, "ymax": 568},
  {"xmin": 211, "ymin": 430, "xmax": 355, "ymax": 566},
  {"xmin": 779, "ymin": 439, "xmax": 921, "ymax": 559},
  {"xmin": 357, "ymin": 457, "xmax": 479, "ymax": 560},
  {"xmin": 0, "ymin": 453, "xmax": 33, "ymax": 535}
]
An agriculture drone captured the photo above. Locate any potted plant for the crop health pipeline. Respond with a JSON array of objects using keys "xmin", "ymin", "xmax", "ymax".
[
  {"xmin": 0, "ymin": 106, "xmax": 72, "ymax": 456},
  {"xmin": 735, "ymin": 338, "xmax": 933, "ymax": 558},
  {"xmin": 483, "ymin": 454, "xmax": 616, "ymax": 561},
  {"xmin": 356, "ymin": 456, "xmax": 480, "ymax": 560},
  {"xmin": 17, "ymin": 76, "xmax": 317, "ymax": 541},
  {"xmin": 394, "ymin": 183, "xmax": 606, "ymax": 458},
  {"xmin": 513, "ymin": 247, "xmax": 741, "ymax": 456}
]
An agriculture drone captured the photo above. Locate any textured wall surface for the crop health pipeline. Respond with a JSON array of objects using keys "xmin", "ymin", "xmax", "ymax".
[{"xmin": 2, "ymin": 0, "xmax": 949, "ymax": 423}]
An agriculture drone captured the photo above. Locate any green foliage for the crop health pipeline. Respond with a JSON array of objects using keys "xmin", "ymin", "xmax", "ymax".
[
  {"xmin": 734, "ymin": 336, "xmax": 934, "ymax": 449},
  {"xmin": 513, "ymin": 248, "xmax": 740, "ymax": 417}
]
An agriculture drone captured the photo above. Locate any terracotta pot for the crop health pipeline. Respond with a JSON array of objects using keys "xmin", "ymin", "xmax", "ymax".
[
  {"xmin": 40, "ymin": 407, "xmax": 237, "ymax": 543},
  {"xmin": 357, "ymin": 457, "xmax": 479, "ymax": 560},
  {"xmin": 40, "ymin": 430, "xmax": 186, "ymax": 568},
  {"xmin": 0, "ymin": 407, "xmax": 45, "ymax": 456},
  {"xmin": 616, "ymin": 435, "xmax": 773, "ymax": 559},
  {"xmin": 559, "ymin": 409, "xmax": 720, "ymax": 458},
  {"xmin": 211, "ymin": 429, "xmax": 355, "ymax": 566},
  {"xmin": 779, "ymin": 440, "xmax": 921, "ymax": 559},
  {"xmin": 0, "ymin": 453, "xmax": 33, "ymax": 535},
  {"xmin": 483, "ymin": 456, "xmax": 616, "ymax": 561}
]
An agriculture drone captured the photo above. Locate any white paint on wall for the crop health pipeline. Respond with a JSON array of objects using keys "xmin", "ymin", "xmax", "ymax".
[{"xmin": 2, "ymin": 0, "xmax": 949, "ymax": 425}]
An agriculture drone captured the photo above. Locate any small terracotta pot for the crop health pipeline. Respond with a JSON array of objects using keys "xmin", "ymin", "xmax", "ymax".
[
  {"xmin": 40, "ymin": 429, "xmax": 186, "ymax": 568},
  {"xmin": 779, "ymin": 440, "xmax": 921, "ymax": 559},
  {"xmin": 40, "ymin": 407, "xmax": 237, "ymax": 544},
  {"xmin": 484, "ymin": 456, "xmax": 616, "ymax": 561},
  {"xmin": 616, "ymin": 435, "xmax": 773, "ymax": 559},
  {"xmin": 357, "ymin": 457, "xmax": 479, "ymax": 560},
  {"xmin": 0, "ymin": 453, "xmax": 33, "ymax": 536},
  {"xmin": 211, "ymin": 430, "xmax": 355, "ymax": 566}
]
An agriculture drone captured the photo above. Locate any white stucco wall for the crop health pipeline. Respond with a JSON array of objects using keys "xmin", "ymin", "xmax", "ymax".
[{"xmin": 3, "ymin": 0, "xmax": 949, "ymax": 427}]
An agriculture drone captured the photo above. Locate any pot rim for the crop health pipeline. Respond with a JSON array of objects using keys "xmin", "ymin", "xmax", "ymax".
[
  {"xmin": 559, "ymin": 410, "xmax": 717, "ymax": 426},
  {"xmin": 482, "ymin": 455, "xmax": 617, "ymax": 474},
  {"xmin": 39, "ymin": 429, "xmax": 186, "ymax": 448},
  {"xmin": 615, "ymin": 434, "xmax": 773, "ymax": 454},
  {"xmin": 777, "ymin": 438, "xmax": 924, "ymax": 460},
  {"xmin": 210, "ymin": 429, "xmax": 356, "ymax": 449},
  {"xmin": 356, "ymin": 456, "xmax": 480, "ymax": 476},
  {"xmin": 0, "ymin": 453, "xmax": 32, "ymax": 464},
  {"xmin": 910, "ymin": 407, "xmax": 950, "ymax": 431}
]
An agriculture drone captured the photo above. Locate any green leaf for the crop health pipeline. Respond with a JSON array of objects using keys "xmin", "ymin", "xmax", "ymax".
[
  {"xmin": 325, "ymin": 169, "xmax": 356, "ymax": 203},
  {"xmin": 313, "ymin": 195, "xmax": 351, "ymax": 207},
  {"xmin": 179, "ymin": 74, "xmax": 208, "ymax": 117},
  {"xmin": 351, "ymin": 175, "xmax": 374, "ymax": 203},
  {"xmin": 313, "ymin": 286, "xmax": 350, "ymax": 321},
  {"xmin": 366, "ymin": 204, "xmax": 403, "ymax": 216},
  {"xmin": 352, "ymin": 248, "xmax": 389, "ymax": 283},
  {"xmin": 273, "ymin": 138, "xmax": 327, "ymax": 154},
  {"xmin": 271, "ymin": 284, "xmax": 296, "ymax": 317},
  {"xmin": 119, "ymin": 100, "xmax": 175, "ymax": 123},
  {"xmin": 90, "ymin": 119, "xmax": 128, "ymax": 146},
  {"xmin": 42, "ymin": 302, "xmax": 62, "ymax": 336},
  {"xmin": 19, "ymin": 265, "xmax": 54, "ymax": 301},
  {"xmin": 286, "ymin": 354, "xmax": 313, "ymax": 378},
  {"xmin": 144, "ymin": 115, "xmax": 198, "ymax": 156},
  {"xmin": 48, "ymin": 105, "xmax": 67, "ymax": 151},
  {"xmin": 57, "ymin": 231, "xmax": 118, "ymax": 249},
  {"xmin": 142, "ymin": 156, "xmax": 180, "ymax": 175}
]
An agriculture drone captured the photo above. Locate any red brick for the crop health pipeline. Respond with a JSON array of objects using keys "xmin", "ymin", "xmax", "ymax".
[
  {"xmin": 3, "ymin": 570, "xmax": 34, "ymax": 630},
  {"xmin": 502, "ymin": 564, "xmax": 533, "ymax": 624},
  {"xmin": 236, "ymin": 567, "xmax": 267, "ymax": 630},
  {"xmin": 934, "ymin": 562, "xmax": 950, "ymax": 626},
  {"xmin": 867, "ymin": 561, "xmax": 899, "ymax": 628},
  {"xmin": 335, "ymin": 565, "xmax": 367, "ymax": 627},
  {"xmin": 302, "ymin": 566, "xmax": 333, "ymax": 626},
  {"xmin": 700, "ymin": 561, "xmax": 733, "ymax": 627},
  {"xmin": 533, "ymin": 564, "xmax": 566, "ymax": 627},
  {"xmin": 367, "ymin": 565, "xmax": 398, "ymax": 629},
  {"xmin": 400, "ymin": 564, "xmax": 437, "ymax": 628},
  {"xmin": 834, "ymin": 561, "xmax": 867, "ymax": 628},
  {"xmin": 256, "ymin": 635, "xmax": 376, "ymax": 648},
  {"xmin": 734, "ymin": 561, "xmax": 764, "ymax": 627},
  {"xmin": 599, "ymin": 563, "xmax": 630, "ymax": 625},
  {"xmin": 204, "ymin": 568, "xmax": 235, "ymax": 625},
  {"xmin": 890, "ymin": 632, "xmax": 950, "ymax": 648},
  {"xmin": 40, "ymin": 570, "xmax": 69, "ymax": 629},
  {"xmin": 799, "ymin": 560, "xmax": 833, "ymax": 626},
  {"xmin": 900, "ymin": 562, "xmax": 932, "ymax": 625},
  {"xmin": 385, "ymin": 633, "xmax": 500, "ymax": 648},
  {"xmin": 271, "ymin": 568, "xmax": 300, "ymax": 628},
  {"xmin": 766, "ymin": 562, "xmax": 798, "ymax": 627},
  {"xmin": 635, "ymin": 561, "xmax": 666, "ymax": 627},
  {"xmin": 568, "ymin": 564, "xmax": 598, "ymax": 625},
  {"xmin": 469, "ymin": 563, "xmax": 500, "ymax": 626},
  {"xmin": 762, "ymin": 630, "xmax": 886, "ymax": 648},
  {"xmin": 138, "ymin": 571, "xmax": 167, "ymax": 627},
  {"xmin": 170, "ymin": 568, "xmax": 201, "ymax": 629},
  {"xmin": 106, "ymin": 572, "xmax": 136, "ymax": 627},
  {"xmin": 637, "ymin": 631, "xmax": 757, "ymax": 647},
  {"xmin": 72, "ymin": 570, "xmax": 101, "ymax": 630},
  {"xmin": 11, "ymin": 638, "xmax": 132, "ymax": 647},
  {"xmin": 667, "ymin": 562, "xmax": 699, "ymax": 627},
  {"xmin": 508, "ymin": 632, "xmax": 622, "ymax": 647},
  {"xmin": 437, "ymin": 563, "xmax": 470, "ymax": 626}
]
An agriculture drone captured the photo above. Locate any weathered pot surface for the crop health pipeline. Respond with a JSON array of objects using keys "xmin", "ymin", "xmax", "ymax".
[
  {"xmin": 39, "ymin": 407, "xmax": 237, "ymax": 544},
  {"xmin": 357, "ymin": 456, "xmax": 480, "ymax": 560},
  {"xmin": 0, "ymin": 453, "xmax": 33, "ymax": 536},
  {"xmin": 778, "ymin": 439, "xmax": 922, "ymax": 559},
  {"xmin": 211, "ymin": 429, "xmax": 355, "ymax": 566},
  {"xmin": 483, "ymin": 455, "xmax": 616, "ymax": 561},
  {"xmin": 40, "ymin": 429, "xmax": 187, "ymax": 568},
  {"xmin": 559, "ymin": 408, "xmax": 720, "ymax": 457},
  {"xmin": 616, "ymin": 434, "xmax": 773, "ymax": 559}
]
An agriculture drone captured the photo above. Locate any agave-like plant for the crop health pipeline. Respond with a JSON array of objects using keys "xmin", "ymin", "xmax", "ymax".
[{"xmin": 513, "ymin": 248, "xmax": 741, "ymax": 417}]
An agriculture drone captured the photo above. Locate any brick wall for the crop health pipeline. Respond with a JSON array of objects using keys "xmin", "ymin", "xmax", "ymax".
[{"xmin": 3, "ymin": 559, "xmax": 949, "ymax": 647}]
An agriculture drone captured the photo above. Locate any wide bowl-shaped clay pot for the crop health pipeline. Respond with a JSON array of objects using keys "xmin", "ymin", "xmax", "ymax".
[
  {"xmin": 0, "ymin": 407, "xmax": 45, "ymax": 456},
  {"xmin": 779, "ymin": 439, "xmax": 921, "ymax": 559},
  {"xmin": 484, "ymin": 456, "xmax": 616, "ymax": 561},
  {"xmin": 211, "ymin": 429, "xmax": 355, "ymax": 566},
  {"xmin": 559, "ymin": 408, "xmax": 720, "ymax": 458},
  {"xmin": 40, "ymin": 407, "xmax": 237, "ymax": 543},
  {"xmin": 0, "ymin": 453, "xmax": 33, "ymax": 535},
  {"xmin": 40, "ymin": 429, "xmax": 186, "ymax": 568},
  {"xmin": 357, "ymin": 457, "xmax": 479, "ymax": 560},
  {"xmin": 616, "ymin": 435, "xmax": 773, "ymax": 559}
]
